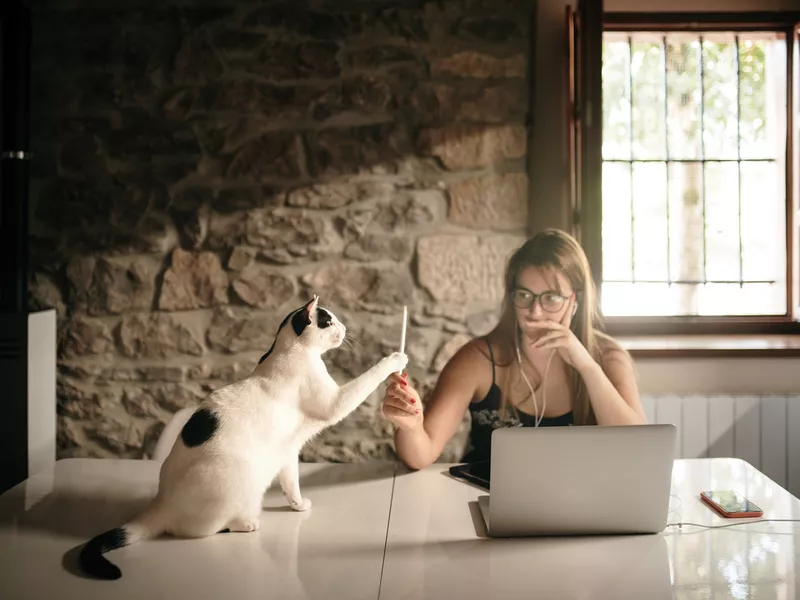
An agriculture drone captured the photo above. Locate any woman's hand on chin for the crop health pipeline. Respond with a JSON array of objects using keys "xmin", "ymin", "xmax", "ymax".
[{"xmin": 524, "ymin": 314, "xmax": 595, "ymax": 373}]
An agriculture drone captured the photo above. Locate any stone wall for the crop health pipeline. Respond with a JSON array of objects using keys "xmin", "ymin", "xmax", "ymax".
[{"xmin": 28, "ymin": 0, "xmax": 531, "ymax": 462}]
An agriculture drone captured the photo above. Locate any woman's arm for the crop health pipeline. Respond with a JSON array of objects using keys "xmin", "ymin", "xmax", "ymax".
[
  {"xmin": 530, "ymin": 322, "xmax": 646, "ymax": 426},
  {"xmin": 578, "ymin": 350, "xmax": 647, "ymax": 425},
  {"xmin": 387, "ymin": 342, "xmax": 484, "ymax": 470}
]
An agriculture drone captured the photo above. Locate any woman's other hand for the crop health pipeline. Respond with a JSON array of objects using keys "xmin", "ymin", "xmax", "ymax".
[{"xmin": 381, "ymin": 372, "xmax": 424, "ymax": 431}]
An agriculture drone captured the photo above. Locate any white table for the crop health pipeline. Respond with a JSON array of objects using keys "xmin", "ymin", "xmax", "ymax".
[
  {"xmin": 1, "ymin": 458, "xmax": 798, "ymax": 599},
  {"xmin": 382, "ymin": 458, "xmax": 800, "ymax": 599},
  {"xmin": 0, "ymin": 458, "xmax": 395, "ymax": 600}
]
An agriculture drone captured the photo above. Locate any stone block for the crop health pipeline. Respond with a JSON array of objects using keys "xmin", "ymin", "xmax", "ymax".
[
  {"xmin": 118, "ymin": 313, "xmax": 204, "ymax": 359},
  {"xmin": 416, "ymin": 234, "xmax": 525, "ymax": 303},
  {"xmin": 231, "ymin": 265, "xmax": 295, "ymax": 310},
  {"xmin": 448, "ymin": 172, "xmax": 528, "ymax": 230},
  {"xmin": 58, "ymin": 316, "xmax": 114, "ymax": 359},
  {"xmin": 207, "ymin": 307, "xmax": 280, "ymax": 354},
  {"xmin": 159, "ymin": 249, "xmax": 229, "ymax": 311},
  {"xmin": 419, "ymin": 123, "xmax": 526, "ymax": 170},
  {"xmin": 431, "ymin": 51, "xmax": 526, "ymax": 78}
]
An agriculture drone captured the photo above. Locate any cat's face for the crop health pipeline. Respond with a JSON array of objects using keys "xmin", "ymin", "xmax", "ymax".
[
  {"xmin": 275, "ymin": 296, "xmax": 346, "ymax": 354},
  {"xmin": 297, "ymin": 296, "xmax": 345, "ymax": 351}
]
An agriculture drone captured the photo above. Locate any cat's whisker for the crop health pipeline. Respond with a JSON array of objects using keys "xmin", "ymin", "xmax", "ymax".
[
  {"xmin": 343, "ymin": 337, "xmax": 364, "ymax": 351},
  {"xmin": 339, "ymin": 338, "xmax": 354, "ymax": 350}
]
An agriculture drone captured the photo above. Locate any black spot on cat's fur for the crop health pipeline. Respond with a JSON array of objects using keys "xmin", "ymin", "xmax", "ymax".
[
  {"xmin": 79, "ymin": 526, "xmax": 128, "ymax": 580},
  {"xmin": 292, "ymin": 308, "xmax": 311, "ymax": 336},
  {"xmin": 180, "ymin": 408, "xmax": 219, "ymax": 447},
  {"xmin": 259, "ymin": 309, "xmax": 299, "ymax": 363},
  {"xmin": 317, "ymin": 308, "xmax": 333, "ymax": 328},
  {"xmin": 278, "ymin": 310, "xmax": 294, "ymax": 330},
  {"xmin": 290, "ymin": 297, "xmax": 317, "ymax": 336},
  {"xmin": 258, "ymin": 299, "xmax": 317, "ymax": 362}
]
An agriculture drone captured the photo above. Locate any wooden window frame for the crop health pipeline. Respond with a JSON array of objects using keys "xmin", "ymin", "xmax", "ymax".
[{"xmin": 577, "ymin": 11, "xmax": 800, "ymax": 337}]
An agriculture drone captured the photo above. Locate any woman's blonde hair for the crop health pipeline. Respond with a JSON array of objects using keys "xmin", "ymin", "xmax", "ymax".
[{"xmin": 486, "ymin": 228, "xmax": 629, "ymax": 425}]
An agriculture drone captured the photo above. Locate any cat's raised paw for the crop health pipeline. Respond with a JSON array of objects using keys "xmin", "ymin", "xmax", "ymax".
[
  {"xmin": 382, "ymin": 352, "xmax": 408, "ymax": 375},
  {"xmin": 289, "ymin": 497, "xmax": 312, "ymax": 512}
]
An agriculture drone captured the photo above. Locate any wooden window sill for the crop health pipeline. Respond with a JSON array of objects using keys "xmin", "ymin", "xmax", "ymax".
[{"xmin": 617, "ymin": 334, "xmax": 800, "ymax": 358}]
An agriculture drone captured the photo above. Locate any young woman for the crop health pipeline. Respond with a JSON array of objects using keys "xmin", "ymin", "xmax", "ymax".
[{"xmin": 381, "ymin": 229, "xmax": 647, "ymax": 470}]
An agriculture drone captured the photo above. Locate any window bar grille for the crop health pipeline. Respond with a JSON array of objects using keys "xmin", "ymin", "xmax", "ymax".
[
  {"xmin": 735, "ymin": 35, "xmax": 744, "ymax": 288},
  {"xmin": 605, "ymin": 33, "xmax": 780, "ymax": 289},
  {"xmin": 627, "ymin": 35, "xmax": 636, "ymax": 283},
  {"xmin": 663, "ymin": 36, "xmax": 672, "ymax": 287},
  {"xmin": 699, "ymin": 35, "xmax": 708, "ymax": 285}
]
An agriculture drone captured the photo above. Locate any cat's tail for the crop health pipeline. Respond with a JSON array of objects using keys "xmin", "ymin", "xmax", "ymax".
[{"xmin": 79, "ymin": 505, "xmax": 165, "ymax": 580}]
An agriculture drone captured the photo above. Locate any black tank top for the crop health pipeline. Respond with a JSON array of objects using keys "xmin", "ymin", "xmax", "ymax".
[{"xmin": 461, "ymin": 337, "xmax": 573, "ymax": 463}]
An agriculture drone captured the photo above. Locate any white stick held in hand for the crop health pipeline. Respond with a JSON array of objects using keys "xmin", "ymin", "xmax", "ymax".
[{"xmin": 398, "ymin": 305, "xmax": 407, "ymax": 373}]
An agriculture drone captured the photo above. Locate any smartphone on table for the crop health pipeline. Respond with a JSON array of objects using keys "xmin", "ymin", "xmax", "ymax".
[
  {"xmin": 700, "ymin": 490, "xmax": 763, "ymax": 518},
  {"xmin": 448, "ymin": 461, "xmax": 490, "ymax": 490}
]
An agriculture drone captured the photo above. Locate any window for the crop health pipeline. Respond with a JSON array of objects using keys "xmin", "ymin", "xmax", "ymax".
[
  {"xmin": 573, "ymin": 13, "xmax": 800, "ymax": 333},
  {"xmin": 602, "ymin": 31, "xmax": 788, "ymax": 318}
]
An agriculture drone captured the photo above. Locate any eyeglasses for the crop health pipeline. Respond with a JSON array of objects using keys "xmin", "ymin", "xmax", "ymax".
[{"xmin": 511, "ymin": 288, "xmax": 571, "ymax": 313}]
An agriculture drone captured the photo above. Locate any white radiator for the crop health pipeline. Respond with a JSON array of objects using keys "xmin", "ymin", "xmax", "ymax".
[{"xmin": 643, "ymin": 395, "xmax": 800, "ymax": 498}]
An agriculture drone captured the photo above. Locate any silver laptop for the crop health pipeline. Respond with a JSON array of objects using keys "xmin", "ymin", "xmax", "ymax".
[{"xmin": 478, "ymin": 424, "xmax": 677, "ymax": 537}]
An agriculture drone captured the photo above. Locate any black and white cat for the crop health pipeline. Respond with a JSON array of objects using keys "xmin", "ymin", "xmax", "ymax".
[{"xmin": 79, "ymin": 296, "xmax": 408, "ymax": 580}]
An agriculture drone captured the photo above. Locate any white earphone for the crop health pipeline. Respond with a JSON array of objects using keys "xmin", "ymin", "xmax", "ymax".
[
  {"xmin": 515, "ymin": 327, "xmax": 556, "ymax": 428},
  {"xmin": 514, "ymin": 299, "xmax": 576, "ymax": 426}
]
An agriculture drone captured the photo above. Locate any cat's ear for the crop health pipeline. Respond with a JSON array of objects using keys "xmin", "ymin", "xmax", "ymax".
[
  {"xmin": 304, "ymin": 295, "xmax": 319, "ymax": 319},
  {"xmin": 291, "ymin": 296, "xmax": 318, "ymax": 337}
]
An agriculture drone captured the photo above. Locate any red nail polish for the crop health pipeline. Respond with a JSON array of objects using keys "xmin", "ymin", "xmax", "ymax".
[
  {"xmin": 415, "ymin": 409, "xmax": 420, "ymax": 414},
  {"xmin": 400, "ymin": 380, "xmax": 407, "ymax": 387},
  {"xmin": 410, "ymin": 398, "xmax": 415, "ymax": 404}
]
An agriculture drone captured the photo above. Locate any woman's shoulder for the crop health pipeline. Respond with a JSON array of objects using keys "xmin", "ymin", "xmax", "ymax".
[
  {"xmin": 437, "ymin": 336, "xmax": 497, "ymax": 402},
  {"xmin": 595, "ymin": 331, "xmax": 634, "ymax": 369},
  {"xmin": 438, "ymin": 335, "xmax": 500, "ymax": 377},
  {"xmin": 448, "ymin": 335, "xmax": 490, "ymax": 364},
  {"xmin": 443, "ymin": 333, "xmax": 515, "ymax": 379}
]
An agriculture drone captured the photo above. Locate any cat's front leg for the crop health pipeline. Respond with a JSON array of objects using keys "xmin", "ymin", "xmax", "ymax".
[
  {"xmin": 327, "ymin": 352, "xmax": 408, "ymax": 423},
  {"xmin": 279, "ymin": 457, "xmax": 311, "ymax": 512}
]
